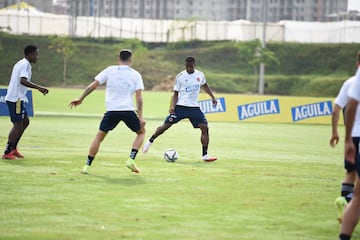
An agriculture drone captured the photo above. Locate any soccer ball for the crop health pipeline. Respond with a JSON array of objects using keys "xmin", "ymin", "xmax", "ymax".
[{"xmin": 163, "ymin": 149, "xmax": 178, "ymax": 162}]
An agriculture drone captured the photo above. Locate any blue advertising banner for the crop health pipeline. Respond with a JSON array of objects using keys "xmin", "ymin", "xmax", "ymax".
[{"xmin": 0, "ymin": 89, "xmax": 34, "ymax": 117}]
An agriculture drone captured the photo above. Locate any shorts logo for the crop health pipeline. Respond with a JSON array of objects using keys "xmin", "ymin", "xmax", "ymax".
[{"xmin": 168, "ymin": 114, "xmax": 177, "ymax": 122}]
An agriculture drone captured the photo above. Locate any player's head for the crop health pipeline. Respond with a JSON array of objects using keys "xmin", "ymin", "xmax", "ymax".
[
  {"xmin": 119, "ymin": 49, "xmax": 132, "ymax": 64},
  {"xmin": 185, "ymin": 57, "xmax": 195, "ymax": 74},
  {"xmin": 24, "ymin": 45, "xmax": 39, "ymax": 63}
]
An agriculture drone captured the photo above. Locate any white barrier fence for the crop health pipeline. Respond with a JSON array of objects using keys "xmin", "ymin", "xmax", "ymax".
[{"xmin": 1, "ymin": 11, "xmax": 360, "ymax": 43}]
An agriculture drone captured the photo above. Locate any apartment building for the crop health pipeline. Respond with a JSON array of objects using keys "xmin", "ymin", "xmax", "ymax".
[{"xmin": 63, "ymin": 0, "xmax": 348, "ymax": 22}]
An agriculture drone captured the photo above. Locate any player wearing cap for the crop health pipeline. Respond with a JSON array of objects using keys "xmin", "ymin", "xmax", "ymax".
[{"xmin": 69, "ymin": 49, "xmax": 145, "ymax": 174}]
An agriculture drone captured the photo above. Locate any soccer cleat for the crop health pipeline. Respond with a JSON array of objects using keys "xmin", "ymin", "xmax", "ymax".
[
  {"xmin": 202, "ymin": 155, "xmax": 218, "ymax": 162},
  {"xmin": 126, "ymin": 158, "xmax": 139, "ymax": 173},
  {"xmin": 335, "ymin": 196, "xmax": 348, "ymax": 224},
  {"xmin": 142, "ymin": 139, "xmax": 152, "ymax": 153},
  {"xmin": 13, "ymin": 149, "xmax": 24, "ymax": 158},
  {"xmin": 81, "ymin": 165, "xmax": 90, "ymax": 174},
  {"xmin": 2, "ymin": 151, "xmax": 17, "ymax": 160}
]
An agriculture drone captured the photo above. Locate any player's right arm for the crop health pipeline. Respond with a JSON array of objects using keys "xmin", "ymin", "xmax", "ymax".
[
  {"xmin": 69, "ymin": 80, "xmax": 99, "ymax": 108},
  {"xmin": 330, "ymin": 104, "xmax": 341, "ymax": 148}
]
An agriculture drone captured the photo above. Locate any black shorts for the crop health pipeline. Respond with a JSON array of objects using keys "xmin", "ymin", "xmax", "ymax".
[
  {"xmin": 344, "ymin": 137, "xmax": 360, "ymax": 172},
  {"xmin": 164, "ymin": 105, "xmax": 207, "ymax": 128},
  {"xmin": 6, "ymin": 100, "xmax": 27, "ymax": 123},
  {"xmin": 99, "ymin": 111, "xmax": 141, "ymax": 133}
]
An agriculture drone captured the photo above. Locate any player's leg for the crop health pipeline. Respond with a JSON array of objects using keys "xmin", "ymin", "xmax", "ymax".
[
  {"xmin": 3, "ymin": 101, "xmax": 25, "ymax": 159},
  {"xmin": 13, "ymin": 115, "xmax": 30, "ymax": 158},
  {"xmin": 339, "ymin": 143, "xmax": 360, "ymax": 239},
  {"xmin": 339, "ymin": 175, "xmax": 360, "ymax": 239},
  {"xmin": 81, "ymin": 112, "xmax": 118, "ymax": 174},
  {"xmin": 336, "ymin": 161, "xmax": 356, "ymax": 223},
  {"xmin": 123, "ymin": 111, "xmax": 145, "ymax": 173},
  {"xmin": 143, "ymin": 109, "xmax": 182, "ymax": 153},
  {"xmin": 189, "ymin": 107, "xmax": 217, "ymax": 162}
]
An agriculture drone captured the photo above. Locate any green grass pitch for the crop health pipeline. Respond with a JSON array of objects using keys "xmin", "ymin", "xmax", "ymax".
[{"xmin": 0, "ymin": 88, "xmax": 356, "ymax": 239}]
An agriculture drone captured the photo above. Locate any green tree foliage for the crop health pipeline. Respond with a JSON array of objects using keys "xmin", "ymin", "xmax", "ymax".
[{"xmin": 48, "ymin": 35, "xmax": 78, "ymax": 85}]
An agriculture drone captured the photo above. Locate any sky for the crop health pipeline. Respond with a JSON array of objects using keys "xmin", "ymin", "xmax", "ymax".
[{"xmin": 348, "ymin": 0, "xmax": 360, "ymax": 11}]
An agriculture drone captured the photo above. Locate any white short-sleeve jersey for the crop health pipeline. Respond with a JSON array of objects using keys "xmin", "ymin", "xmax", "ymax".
[
  {"xmin": 5, "ymin": 58, "xmax": 32, "ymax": 102},
  {"xmin": 95, "ymin": 65, "xmax": 144, "ymax": 111},
  {"xmin": 174, "ymin": 69, "xmax": 206, "ymax": 107},
  {"xmin": 347, "ymin": 66, "xmax": 360, "ymax": 136},
  {"xmin": 335, "ymin": 76, "xmax": 355, "ymax": 108}
]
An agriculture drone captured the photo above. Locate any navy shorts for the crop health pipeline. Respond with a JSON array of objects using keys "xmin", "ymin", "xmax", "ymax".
[
  {"xmin": 164, "ymin": 105, "xmax": 207, "ymax": 128},
  {"xmin": 6, "ymin": 100, "xmax": 27, "ymax": 123},
  {"xmin": 99, "ymin": 111, "xmax": 141, "ymax": 133},
  {"xmin": 344, "ymin": 137, "xmax": 359, "ymax": 172}
]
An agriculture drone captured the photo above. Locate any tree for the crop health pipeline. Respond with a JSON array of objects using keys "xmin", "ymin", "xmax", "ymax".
[
  {"xmin": 236, "ymin": 39, "xmax": 279, "ymax": 92},
  {"xmin": 48, "ymin": 35, "xmax": 77, "ymax": 85}
]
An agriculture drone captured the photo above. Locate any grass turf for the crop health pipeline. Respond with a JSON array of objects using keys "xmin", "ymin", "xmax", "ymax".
[{"xmin": 0, "ymin": 89, "xmax": 355, "ymax": 239}]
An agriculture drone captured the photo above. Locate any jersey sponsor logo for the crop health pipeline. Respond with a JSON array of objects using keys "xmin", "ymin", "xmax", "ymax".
[
  {"xmin": 0, "ymin": 89, "xmax": 34, "ymax": 116},
  {"xmin": 185, "ymin": 84, "xmax": 200, "ymax": 92},
  {"xmin": 196, "ymin": 77, "xmax": 201, "ymax": 82},
  {"xmin": 291, "ymin": 101, "xmax": 332, "ymax": 122},
  {"xmin": 237, "ymin": 99, "xmax": 280, "ymax": 120},
  {"xmin": 199, "ymin": 97, "xmax": 226, "ymax": 114}
]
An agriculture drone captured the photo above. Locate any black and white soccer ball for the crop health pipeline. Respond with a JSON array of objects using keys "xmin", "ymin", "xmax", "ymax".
[{"xmin": 163, "ymin": 149, "xmax": 178, "ymax": 162}]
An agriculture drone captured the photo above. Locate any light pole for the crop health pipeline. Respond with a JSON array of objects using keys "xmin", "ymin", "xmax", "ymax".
[{"xmin": 258, "ymin": 0, "xmax": 268, "ymax": 94}]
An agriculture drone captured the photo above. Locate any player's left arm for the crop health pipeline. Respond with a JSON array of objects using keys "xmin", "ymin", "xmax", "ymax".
[
  {"xmin": 202, "ymin": 83, "xmax": 217, "ymax": 105},
  {"xmin": 20, "ymin": 77, "xmax": 49, "ymax": 95},
  {"xmin": 135, "ymin": 89, "xmax": 145, "ymax": 128}
]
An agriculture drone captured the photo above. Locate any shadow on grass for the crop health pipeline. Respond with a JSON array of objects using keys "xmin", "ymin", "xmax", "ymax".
[{"xmin": 85, "ymin": 173, "xmax": 147, "ymax": 186}]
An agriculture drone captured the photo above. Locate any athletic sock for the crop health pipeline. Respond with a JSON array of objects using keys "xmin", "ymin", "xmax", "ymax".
[
  {"xmin": 130, "ymin": 149, "xmax": 138, "ymax": 159},
  {"xmin": 86, "ymin": 156, "xmax": 95, "ymax": 166},
  {"xmin": 149, "ymin": 135, "xmax": 156, "ymax": 143},
  {"xmin": 339, "ymin": 233, "xmax": 351, "ymax": 240},
  {"xmin": 202, "ymin": 146, "xmax": 208, "ymax": 156},
  {"xmin": 14, "ymin": 137, "xmax": 20, "ymax": 149},
  {"xmin": 341, "ymin": 183, "xmax": 354, "ymax": 202},
  {"xmin": 4, "ymin": 142, "xmax": 15, "ymax": 154}
]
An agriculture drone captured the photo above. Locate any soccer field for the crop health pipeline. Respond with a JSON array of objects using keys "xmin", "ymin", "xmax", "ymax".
[{"xmin": 0, "ymin": 89, "xmax": 356, "ymax": 239}]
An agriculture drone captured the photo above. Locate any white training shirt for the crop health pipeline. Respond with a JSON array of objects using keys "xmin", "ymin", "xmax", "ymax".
[
  {"xmin": 95, "ymin": 65, "xmax": 144, "ymax": 111},
  {"xmin": 174, "ymin": 69, "xmax": 206, "ymax": 107},
  {"xmin": 347, "ymin": 66, "xmax": 360, "ymax": 136},
  {"xmin": 5, "ymin": 58, "xmax": 32, "ymax": 102},
  {"xmin": 335, "ymin": 76, "xmax": 360, "ymax": 137}
]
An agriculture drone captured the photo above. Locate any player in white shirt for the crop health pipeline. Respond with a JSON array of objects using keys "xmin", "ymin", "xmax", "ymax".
[
  {"xmin": 69, "ymin": 49, "xmax": 145, "ymax": 174},
  {"xmin": 2, "ymin": 45, "xmax": 49, "ymax": 160},
  {"xmin": 339, "ymin": 51, "xmax": 360, "ymax": 240},
  {"xmin": 142, "ymin": 57, "xmax": 217, "ymax": 162},
  {"xmin": 330, "ymin": 76, "xmax": 358, "ymax": 223}
]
